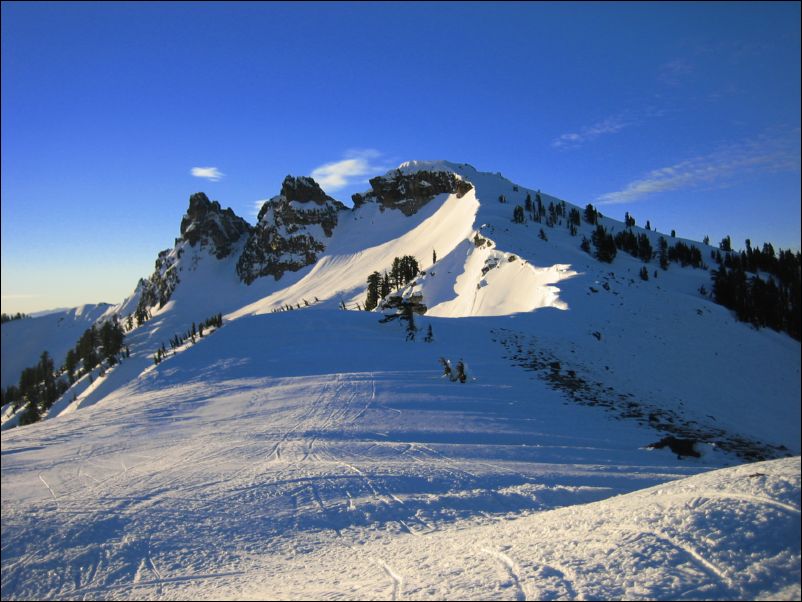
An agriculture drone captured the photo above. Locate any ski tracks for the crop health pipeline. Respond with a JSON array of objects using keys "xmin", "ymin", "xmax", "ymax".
[
  {"xmin": 38, "ymin": 472, "xmax": 60, "ymax": 510},
  {"xmin": 480, "ymin": 547, "xmax": 529, "ymax": 601},
  {"xmin": 373, "ymin": 558, "xmax": 403, "ymax": 601}
]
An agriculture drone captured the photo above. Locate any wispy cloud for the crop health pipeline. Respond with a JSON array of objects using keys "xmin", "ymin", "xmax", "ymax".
[
  {"xmin": 552, "ymin": 114, "xmax": 633, "ymax": 150},
  {"xmin": 658, "ymin": 58, "xmax": 693, "ymax": 87},
  {"xmin": 251, "ymin": 199, "xmax": 270, "ymax": 219},
  {"xmin": 597, "ymin": 133, "xmax": 800, "ymax": 205},
  {"xmin": 191, "ymin": 166, "xmax": 224, "ymax": 181},
  {"xmin": 310, "ymin": 149, "xmax": 390, "ymax": 191}
]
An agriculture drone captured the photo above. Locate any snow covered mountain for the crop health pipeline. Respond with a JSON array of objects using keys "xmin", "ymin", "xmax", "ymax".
[
  {"xmin": 2, "ymin": 160, "xmax": 799, "ymax": 600},
  {"xmin": 1, "ymin": 303, "xmax": 114, "ymax": 389}
]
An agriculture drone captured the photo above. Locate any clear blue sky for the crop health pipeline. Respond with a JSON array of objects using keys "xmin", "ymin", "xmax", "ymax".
[{"xmin": 2, "ymin": 1, "xmax": 800, "ymax": 314}]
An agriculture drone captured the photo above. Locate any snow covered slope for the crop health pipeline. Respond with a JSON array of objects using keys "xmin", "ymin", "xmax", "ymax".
[
  {"xmin": 0, "ymin": 304, "xmax": 112, "ymax": 388},
  {"xmin": 1, "ymin": 311, "xmax": 798, "ymax": 600},
  {"xmin": 236, "ymin": 456, "xmax": 800, "ymax": 602}
]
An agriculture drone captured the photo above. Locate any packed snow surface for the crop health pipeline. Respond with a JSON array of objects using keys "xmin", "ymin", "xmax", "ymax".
[{"xmin": 2, "ymin": 312, "xmax": 799, "ymax": 600}]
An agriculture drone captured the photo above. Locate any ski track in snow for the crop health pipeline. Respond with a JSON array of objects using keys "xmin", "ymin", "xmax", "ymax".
[
  {"xmin": 480, "ymin": 547, "xmax": 528, "ymax": 601},
  {"xmin": 374, "ymin": 558, "xmax": 403, "ymax": 601}
]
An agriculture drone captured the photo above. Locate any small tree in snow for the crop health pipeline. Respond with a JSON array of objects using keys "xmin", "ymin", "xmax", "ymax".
[{"xmin": 455, "ymin": 360, "xmax": 467, "ymax": 383}]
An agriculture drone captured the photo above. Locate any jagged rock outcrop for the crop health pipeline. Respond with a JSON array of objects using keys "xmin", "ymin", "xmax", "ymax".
[
  {"xmin": 135, "ymin": 248, "xmax": 181, "ymax": 315},
  {"xmin": 134, "ymin": 193, "xmax": 252, "ymax": 317},
  {"xmin": 237, "ymin": 176, "xmax": 346, "ymax": 284},
  {"xmin": 180, "ymin": 192, "xmax": 252, "ymax": 259},
  {"xmin": 351, "ymin": 170, "xmax": 473, "ymax": 216}
]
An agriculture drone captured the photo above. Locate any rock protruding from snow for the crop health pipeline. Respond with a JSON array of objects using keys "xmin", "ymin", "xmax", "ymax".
[
  {"xmin": 180, "ymin": 192, "xmax": 252, "ymax": 259},
  {"xmin": 136, "ymin": 248, "xmax": 181, "ymax": 313},
  {"xmin": 274, "ymin": 175, "xmax": 335, "ymax": 209},
  {"xmin": 237, "ymin": 176, "xmax": 346, "ymax": 284},
  {"xmin": 351, "ymin": 169, "xmax": 473, "ymax": 216}
]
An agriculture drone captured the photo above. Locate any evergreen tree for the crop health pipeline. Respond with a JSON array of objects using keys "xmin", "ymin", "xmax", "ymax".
[
  {"xmin": 639, "ymin": 266, "xmax": 649, "ymax": 281},
  {"xmin": 381, "ymin": 272, "xmax": 391, "ymax": 298},
  {"xmin": 77, "ymin": 326, "xmax": 99, "ymax": 372},
  {"xmin": 390, "ymin": 256, "xmax": 420, "ymax": 289},
  {"xmin": 439, "ymin": 357, "xmax": 452, "ymax": 379},
  {"xmin": 432, "ymin": 249, "xmax": 437, "ymax": 264},
  {"xmin": 658, "ymin": 237, "xmax": 669, "ymax": 270},
  {"xmin": 719, "ymin": 235, "xmax": 732, "ymax": 252},
  {"xmin": 424, "ymin": 324, "xmax": 434, "ymax": 343},
  {"xmin": 524, "ymin": 193, "xmax": 533, "ymax": 213},
  {"xmin": 512, "ymin": 205, "xmax": 525, "ymax": 224},
  {"xmin": 402, "ymin": 302, "xmax": 417, "ymax": 341},
  {"xmin": 569, "ymin": 208, "xmax": 581, "ymax": 226},
  {"xmin": 613, "ymin": 229, "xmax": 638, "ymax": 257},
  {"xmin": 19, "ymin": 401, "xmax": 40, "ymax": 426},
  {"xmin": 455, "ymin": 360, "xmax": 467, "ymax": 383},
  {"xmin": 637, "ymin": 233, "xmax": 653, "ymax": 262},
  {"xmin": 99, "ymin": 321, "xmax": 124, "ymax": 366},
  {"xmin": 591, "ymin": 225, "xmax": 617, "ymax": 262},
  {"xmin": 583, "ymin": 203, "xmax": 598, "ymax": 225},
  {"xmin": 624, "ymin": 212, "xmax": 635, "ymax": 228},
  {"xmin": 365, "ymin": 271, "xmax": 382, "ymax": 311},
  {"xmin": 64, "ymin": 349, "xmax": 78, "ymax": 384}
]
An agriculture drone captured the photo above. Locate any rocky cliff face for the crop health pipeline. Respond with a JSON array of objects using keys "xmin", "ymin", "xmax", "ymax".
[
  {"xmin": 134, "ymin": 193, "xmax": 252, "ymax": 317},
  {"xmin": 351, "ymin": 169, "xmax": 473, "ymax": 216},
  {"xmin": 135, "ymin": 248, "xmax": 181, "ymax": 315},
  {"xmin": 180, "ymin": 192, "xmax": 253, "ymax": 259},
  {"xmin": 237, "ymin": 176, "xmax": 346, "ymax": 284}
]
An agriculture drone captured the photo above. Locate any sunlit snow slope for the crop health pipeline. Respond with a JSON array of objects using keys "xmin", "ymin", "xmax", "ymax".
[{"xmin": 2, "ymin": 160, "xmax": 800, "ymax": 601}]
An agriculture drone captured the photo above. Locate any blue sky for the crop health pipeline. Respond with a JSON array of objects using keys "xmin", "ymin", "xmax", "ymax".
[{"xmin": 2, "ymin": 2, "xmax": 800, "ymax": 313}]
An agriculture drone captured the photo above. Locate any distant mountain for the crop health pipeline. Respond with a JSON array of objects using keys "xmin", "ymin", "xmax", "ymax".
[{"xmin": 1, "ymin": 303, "xmax": 113, "ymax": 389}]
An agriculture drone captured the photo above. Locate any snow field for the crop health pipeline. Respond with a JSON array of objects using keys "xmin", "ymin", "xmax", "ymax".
[{"xmin": 2, "ymin": 311, "xmax": 754, "ymax": 601}]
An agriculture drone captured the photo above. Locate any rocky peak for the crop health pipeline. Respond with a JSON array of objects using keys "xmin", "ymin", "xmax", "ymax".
[
  {"xmin": 351, "ymin": 170, "xmax": 473, "ymax": 216},
  {"xmin": 180, "ymin": 192, "xmax": 252, "ymax": 259},
  {"xmin": 237, "ymin": 176, "xmax": 346, "ymax": 284},
  {"xmin": 280, "ymin": 175, "xmax": 334, "ymax": 205}
]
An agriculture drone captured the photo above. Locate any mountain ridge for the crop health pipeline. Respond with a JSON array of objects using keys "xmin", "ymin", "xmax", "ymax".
[{"xmin": 1, "ymin": 159, "xmax": 799, "ymax": 601}]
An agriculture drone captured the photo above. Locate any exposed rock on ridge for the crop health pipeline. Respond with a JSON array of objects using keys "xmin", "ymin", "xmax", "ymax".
[
  {"xmin": 180, "ymin": 192, "xmax": 253, "ymax": 259},
  {"xmin": 237, "ymin": 176, "xmax": 346, "ymax": 284},
  {"xmin": 351, "ymin": 169, "xmax": 473, "ymax": 216},
  {"xmin": 136, "ymin": 248, "xmax": 181, "ymax": 315}
]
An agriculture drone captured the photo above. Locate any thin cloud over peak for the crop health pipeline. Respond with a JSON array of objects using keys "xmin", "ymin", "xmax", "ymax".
[
  {"xmin": 191, "ymin": 167, "xmax": 224, "ymax": 181},
  {"xmin": 310, "ymin": 149, "xmax": 390, "ymax": 192},
  {"xmin": 552, "ymin": 114, "xmax": 631, "ymax": 150}
]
